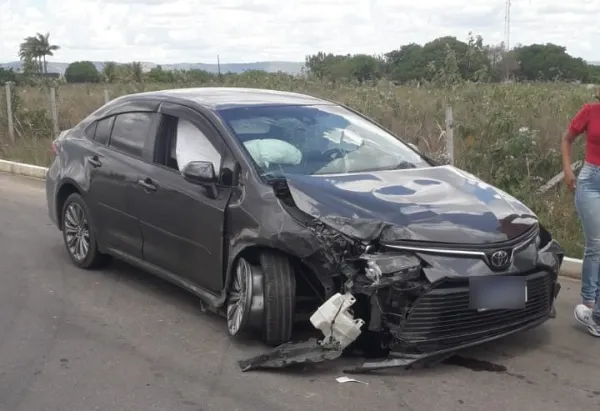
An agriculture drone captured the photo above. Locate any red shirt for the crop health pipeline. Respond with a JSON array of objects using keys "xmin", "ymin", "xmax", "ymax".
[{"xmin": 569, "ymin": 102, "xmax": 600, "ymax": 166}]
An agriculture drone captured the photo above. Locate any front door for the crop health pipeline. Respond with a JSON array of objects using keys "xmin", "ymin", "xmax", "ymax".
[{"xmin": 133, "ymin": 103, "xmax": 232, "ymax": 293}]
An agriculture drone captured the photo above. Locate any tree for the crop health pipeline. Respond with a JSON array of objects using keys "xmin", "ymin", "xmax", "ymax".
[
  {"xmin": 384, "ymin": 43, "xmax": 425, "ymax": 82},
  {"xmin": 304, "ymin": 52, "xmax": 352, "ymax": 81},
  {"xmin": 122, "ymin": 62, "xmax": 144, "ymax": 83},
  {"xmin": 513, "ymin": 43, "xmax": 589, "ymax": 81},
  {"xmin": 18, "ymin": 32, "xmax": 60, "ymax": 74},
  {"xmin": 35, "ymin": 32, "xmax": 60, "ymax": 74},
  {"xmin": 345, "ymin": 54, "xmax": 382, "ymax": 82},
  {"xmin": 589, "ymin": 64, "xmax": 600, "ymax": 84},
  {"xmin": 0, "ymin": 68, "xmax": 16, "ymax": 85},
  {"xmin": 65, "ymin": 61, "xmax": 101, "ymax": 83},
  {"xmin": 147, "ymin": 65, "xmax": 176, "ymax": 83},
  {"xmin": 101, "ymin": 61, "xmax": 119, "ymax": 83},
  {"xmin": 19, "ymin": 36, "xmax": 42, "ymax": 74}
]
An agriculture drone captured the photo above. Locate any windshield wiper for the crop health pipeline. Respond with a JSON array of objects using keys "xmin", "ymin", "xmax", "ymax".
[{"xmin": 377, "ymin": 160, "xmax": 418, "ymax": 171}]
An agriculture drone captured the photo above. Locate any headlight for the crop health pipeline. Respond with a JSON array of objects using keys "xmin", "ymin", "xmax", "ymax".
[
  {"xmin": 360, "ymin": 252, "xmax": 422, "ymax": 287},
  {"xmin": 537, "ymin": 224, "xmax": 553, "ymax": 250}
]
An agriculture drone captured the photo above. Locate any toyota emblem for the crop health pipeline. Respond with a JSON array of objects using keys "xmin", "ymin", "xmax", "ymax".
[{"xmin": 490, "ymin": 250, "xmax": 510, "ymax": 268}]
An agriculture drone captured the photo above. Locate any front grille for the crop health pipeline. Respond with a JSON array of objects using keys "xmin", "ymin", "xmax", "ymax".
[{"xmin": 395, "ymin": 271, "xmax": 553, "ymax": 353}]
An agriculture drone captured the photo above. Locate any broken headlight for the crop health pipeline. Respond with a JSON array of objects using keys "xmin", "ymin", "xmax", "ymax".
[
  {"xmin": 536, "ymin": 224, "xmax": 553, "ymax": 251},
  {"xmin": 361, "ymin": 252, "xmax": 422, "ymax": 288}
]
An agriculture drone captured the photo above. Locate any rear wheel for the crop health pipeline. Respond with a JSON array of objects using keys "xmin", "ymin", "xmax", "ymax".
[{"xmin": 61, "ymin": 193, "xmax": 110, "ymax": 269}]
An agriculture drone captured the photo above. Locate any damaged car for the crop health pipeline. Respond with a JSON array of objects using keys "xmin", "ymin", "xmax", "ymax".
[{"xmin": 45, "ymin": 87, "xmax": 564, "ymax": 372}]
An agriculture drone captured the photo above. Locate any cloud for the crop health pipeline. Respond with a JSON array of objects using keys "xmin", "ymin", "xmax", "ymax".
[{"xmin": 0, "ymin": 0, "xmax": 599, "ymax": 64}]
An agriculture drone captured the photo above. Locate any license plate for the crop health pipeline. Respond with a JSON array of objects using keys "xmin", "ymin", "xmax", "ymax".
[{"xmin": 469, "ymin": 276, "xmax": 527, "ymax": 310}]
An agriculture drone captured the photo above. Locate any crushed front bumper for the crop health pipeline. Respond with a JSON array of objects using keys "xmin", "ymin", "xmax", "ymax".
[
  {"xmin": 345, "ymin": 312, "xmax": 554, "ymax": 372},
  {"xmin": 346, "ymin": 269, "xmax": 561, "ymax": 372},
  {"xmin": 239, "ymin": 269, "xmax": 561, "ymax": 373}
]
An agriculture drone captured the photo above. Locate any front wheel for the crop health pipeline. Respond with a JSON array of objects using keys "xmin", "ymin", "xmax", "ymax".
[
  {"xmin": 61, "ymin": 193, "xmax": 110, "ymax": 269},
  {"xmin": 226, "ymin": 251, "xmax": 297, "ymax": 346},
  {"xmin": 259, "ymin": 251, "xmax": 296, "ymax": 346}
]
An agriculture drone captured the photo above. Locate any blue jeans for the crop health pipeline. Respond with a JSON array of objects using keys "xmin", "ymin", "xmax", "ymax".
[{"xmin": 575, "ymin": 162, "xmax": 600, "ymax": 324}]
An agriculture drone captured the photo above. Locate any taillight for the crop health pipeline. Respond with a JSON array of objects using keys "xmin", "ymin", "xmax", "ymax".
[{"xmin": 52, "ymin": 129, "xmax": 70, "ymax": 156}]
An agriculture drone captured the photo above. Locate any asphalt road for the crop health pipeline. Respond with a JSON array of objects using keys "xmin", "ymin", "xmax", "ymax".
[{"xmin": 1, "ymin": 172, "xmax": 600, "ymax": 411}]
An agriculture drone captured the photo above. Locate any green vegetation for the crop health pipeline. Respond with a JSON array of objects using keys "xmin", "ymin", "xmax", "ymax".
[
  {"xmin": 0, "ymin": 31, "xmax": 596, "ymax": 257},
  {"xmin": 64, "ymin": 61, "xmax": 102, "ymax": 83},
  {"xmin": 18, "ymin": 32, "xmax": 60, "ymax": 76}
]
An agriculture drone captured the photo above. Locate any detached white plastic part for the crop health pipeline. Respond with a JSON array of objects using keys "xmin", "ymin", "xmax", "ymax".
[{"xmin": 309, "ymin": 293, "xmax": 365, "ymax": 350}]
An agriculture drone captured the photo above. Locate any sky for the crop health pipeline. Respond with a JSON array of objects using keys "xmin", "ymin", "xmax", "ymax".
[{"xmin": 1, "ymin": 0, "xmax": 599, "ymax": 64}]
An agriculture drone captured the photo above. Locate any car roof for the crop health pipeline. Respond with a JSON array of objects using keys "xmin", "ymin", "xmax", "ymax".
[{"xmin": 122, "ymin": 87, "xmax": 334, "ymax": 110}]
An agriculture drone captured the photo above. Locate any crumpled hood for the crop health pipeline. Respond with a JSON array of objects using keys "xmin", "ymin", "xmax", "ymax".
[{"xmin": 283, "ymin": 165, "xmax": 538, "ymax": 245}]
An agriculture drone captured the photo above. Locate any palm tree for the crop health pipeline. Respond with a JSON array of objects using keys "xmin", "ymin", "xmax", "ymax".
[
  {"xmin": 36, "ymin": 32, "xmax": 60, "ymax": 74},
  {"xmin": 130, "ymin": 61, "xmax": 144, "ymax": 83},
  {"xmin": 19, "ymin": 36, "xmax": 42, "ymax": 73},
  {"xmin": 18, "ymin": 32, "xmax": 60, "ymax": 74},
  {"xmin": 102, "ymin": 61, "xmax": 119, "ymax": 83}
]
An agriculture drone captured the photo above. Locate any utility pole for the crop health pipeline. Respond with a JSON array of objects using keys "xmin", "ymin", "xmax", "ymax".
[
  {"xmin": 217, "ymin": 55, "xmax": 221, "ymax": 76},
  {"xmin": 503, "ymin": 0, "xmax": 511, "ymax": 81},
  {"xmin": 504, "ymin": 0, "xmax": 511, "ymax": 52}
]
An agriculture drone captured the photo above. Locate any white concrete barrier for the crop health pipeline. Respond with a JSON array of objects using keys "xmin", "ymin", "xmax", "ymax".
[
  {"xmin": 0, "ymin": 158, "xmax": 584, "ymax": 279},
  {"xmin": 560, "ymin": 257, "xmax": 582, "ymax": 280},
  {"xmin": 0, "ymin": 159, "xmax": 47, "ymax": 180}
]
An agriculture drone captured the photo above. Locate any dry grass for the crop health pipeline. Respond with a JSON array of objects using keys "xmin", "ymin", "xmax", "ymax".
[{"xmin": 0, "ymin": 78, "xmax": 594, "ymax": 256}]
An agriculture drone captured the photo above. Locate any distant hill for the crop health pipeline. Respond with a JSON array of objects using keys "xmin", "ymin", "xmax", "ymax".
[{"xmin": 0, "ymin": 60, "xmax": 305, "ymax": 75}]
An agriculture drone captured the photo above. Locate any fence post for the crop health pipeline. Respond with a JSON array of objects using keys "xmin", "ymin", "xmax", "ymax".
[
  {"xmin": 5, "ymin": 82, "xmax": 15, "ymax": 143},
  {"xmin": 49, "ymin": 87, "xmax": 59, "ymax": 136},
  {"xmin": 445, "ymin": 105, "xmax": 454, "ymax": 165},
  {"xmin": 103, "ymin": 88, "xmax": 110, "ymax": 104}
]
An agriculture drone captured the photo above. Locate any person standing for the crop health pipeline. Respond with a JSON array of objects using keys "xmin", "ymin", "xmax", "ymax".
[{"xmin": 562, "ymin": 88, "xmax": 600, "ymax": 336}]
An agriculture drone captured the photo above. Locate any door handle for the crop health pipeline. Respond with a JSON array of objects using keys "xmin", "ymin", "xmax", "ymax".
[
  {"xmin": 88, "ymin": 155, "xmax": 102, "ymax": 168},
  {"xmin": 138, "ymin": 178, "xmax": 157, "ymax": 192}
]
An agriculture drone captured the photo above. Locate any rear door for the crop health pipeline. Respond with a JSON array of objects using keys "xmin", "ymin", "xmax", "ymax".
[
  {"xmin": 85, "ymin": 109, "xmax": 160, "ymax": 259},
  {"xmin": 132, "ymin": 102, "xmax": 233, "ymax": 293}
]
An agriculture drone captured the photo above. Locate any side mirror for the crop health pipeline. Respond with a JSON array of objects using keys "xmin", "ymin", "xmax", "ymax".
[{"xmin": 181, "ymin": 161, "xmax": 217, "ymax": 185}]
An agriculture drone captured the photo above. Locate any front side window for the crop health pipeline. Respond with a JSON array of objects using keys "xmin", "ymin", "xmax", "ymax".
[
  {"xmin": 217, "ymin": 104, "xmax": 430, "ymax": 178},
  {"xmin": 175, "ymin": 119, "xmax": 221, "ymax": 172}
]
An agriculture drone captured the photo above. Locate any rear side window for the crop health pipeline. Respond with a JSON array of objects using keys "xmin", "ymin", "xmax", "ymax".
[
  {"xmin": 109, "ymin": 112, "xmax": 155, "ymax": 158},
  {"xmin": 94, "ymin": 116, "xmax": 114, "ymax": 145},
  {"xmin": 85, "ymin": 122, "xmax": 97, "ymax": 140}
]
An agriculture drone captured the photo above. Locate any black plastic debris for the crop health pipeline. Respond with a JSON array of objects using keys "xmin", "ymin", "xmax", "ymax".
[{"xmin": 238, "ymin": 338, "xmax": 343, "ymax": 372}]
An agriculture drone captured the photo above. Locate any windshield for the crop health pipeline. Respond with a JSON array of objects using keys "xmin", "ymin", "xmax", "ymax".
[{"xmin": 217, "ymin": 104, "xmax": 431, "ymax": 178}]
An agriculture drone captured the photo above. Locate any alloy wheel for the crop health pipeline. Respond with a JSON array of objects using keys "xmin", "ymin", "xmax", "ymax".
[
  {"xmin": 63, "ymin": 202, "xmax": 90, "ymax": 262},
  {"xmin": 227, "ymin": 258, "xmax": 254, "ymax": 335}
]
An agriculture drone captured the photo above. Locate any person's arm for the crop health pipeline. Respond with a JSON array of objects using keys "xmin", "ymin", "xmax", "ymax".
[
  {"xmin": 562, "ymin": 104, "xmax": 590, "ymax": 191},
  {"xmin": 561, "ymin": 129, "xmax": 577, "ymax": 172}
]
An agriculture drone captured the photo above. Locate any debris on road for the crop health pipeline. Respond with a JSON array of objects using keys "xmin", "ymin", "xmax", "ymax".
[
  {"xmin": 336, "ymin": 376, "xmax": 368, "ymax": 385},
  {"xmin": 238, "ymin": 338, "xmax": 343, "ymax": 372},
  {"xmin": 239, "ymin": 292, "xmax": 364, "ymax": 372}
]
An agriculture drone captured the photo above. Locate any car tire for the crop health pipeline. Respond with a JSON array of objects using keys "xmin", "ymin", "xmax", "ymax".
[
  {"xmin": 61, "ymin": 193, "xmax": 110, "ymax": 269},
  {"xmin": 259, "ymin": 250, "xmax": 296, "ymax": 346}
]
